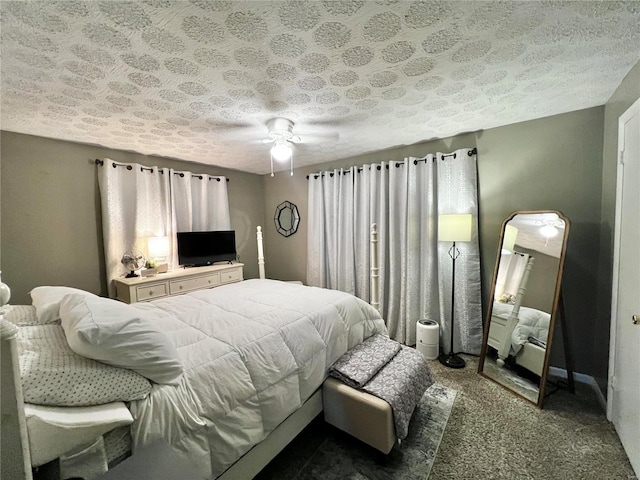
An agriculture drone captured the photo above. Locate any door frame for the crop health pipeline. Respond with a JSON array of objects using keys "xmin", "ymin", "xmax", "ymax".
[{"xmin": 607, "ymin": 96, "xmax": 640, "ymax": 420}]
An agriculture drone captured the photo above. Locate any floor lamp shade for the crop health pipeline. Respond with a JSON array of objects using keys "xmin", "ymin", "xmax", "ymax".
[
  {"xmin": 438, "ymin": 214, "xmax": 473, "ymax": 242},
  {"xmin": 438, "ymin": 213, "xmax": 473, "ymax": 369}
]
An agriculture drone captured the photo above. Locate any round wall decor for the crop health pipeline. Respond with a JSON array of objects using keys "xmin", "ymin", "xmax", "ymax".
[{"xmin": 274, "ymin": 201, "xmax": 300, "ymax": 237}]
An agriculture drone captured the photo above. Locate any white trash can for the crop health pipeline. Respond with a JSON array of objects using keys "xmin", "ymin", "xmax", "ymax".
[{"xmin": 416, "ymin": 319, "xmax": 439, "ymax": 360}]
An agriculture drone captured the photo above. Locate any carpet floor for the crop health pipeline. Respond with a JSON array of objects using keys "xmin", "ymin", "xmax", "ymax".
[
  {"xmin": 257, "ymin": 355, "xmax": 635, "ymax": 480},
  {"xmin": 428, "ymin": 355, "xmax": 635, "ymax": 480}
]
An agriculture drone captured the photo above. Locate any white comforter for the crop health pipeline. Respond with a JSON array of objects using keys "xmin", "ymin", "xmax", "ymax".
[
  {"xmin": 511, "ymin": 306, "xmax": 550, "ymax": 354},
  {"xmin": 492, "ymin": 302, "xmax": 550, "ymax": 355},
  {"xmin": 126, "ymin": 279, "xmax": 387, "ymax": 478}
]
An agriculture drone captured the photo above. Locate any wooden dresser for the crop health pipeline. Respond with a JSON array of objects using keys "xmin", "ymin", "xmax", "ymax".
[{"xmin": 113, "ymin": 263, "xmax": 243, "ymax": 303}]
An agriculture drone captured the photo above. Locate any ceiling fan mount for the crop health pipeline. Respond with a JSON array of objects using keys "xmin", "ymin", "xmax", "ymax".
[
  {"xmin": 266, "ymin": 117, "xmax": 301, "ymax": 144},
  {"xmin": 257, "ymin": 116, "xmax": 339, "ymax": 177}
]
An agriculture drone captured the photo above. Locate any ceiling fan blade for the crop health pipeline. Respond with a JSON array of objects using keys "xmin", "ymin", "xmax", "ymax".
[
  {"xmin": 207, "ymin": 120, "xmax": 256, "ymax": 130},
  {"xmin": 299, "ymin": 132, "xmax": 340, "ymax": 143}
]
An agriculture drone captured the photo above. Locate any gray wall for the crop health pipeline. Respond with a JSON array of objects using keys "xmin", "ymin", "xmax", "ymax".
[
  {"xmin": 262, "ymin": 107, "xmax": 605, "ymax": 379},
  {"xmin": 0, "ymin": 132, "xmax": 265, "ymax": 304}
]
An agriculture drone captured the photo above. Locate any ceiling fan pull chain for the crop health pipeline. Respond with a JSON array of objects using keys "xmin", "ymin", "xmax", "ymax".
[{"xmin": 270, "ymin": 152, "xmax": 274, "ymax": 177}]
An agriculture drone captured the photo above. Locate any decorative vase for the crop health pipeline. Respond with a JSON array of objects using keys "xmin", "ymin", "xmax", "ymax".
[{"xmin": 0, "ymin": 271, "xmax": 11, "ymax": 307}]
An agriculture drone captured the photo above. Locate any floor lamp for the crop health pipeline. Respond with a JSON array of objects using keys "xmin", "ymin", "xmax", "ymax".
[{"xmin": 438, "ymin": 214, "xmax": 473, "ymax": 369}]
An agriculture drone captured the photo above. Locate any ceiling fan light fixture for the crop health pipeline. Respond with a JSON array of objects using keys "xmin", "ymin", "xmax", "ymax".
[
  {"xmin": 540, "ymin": 224, "xmax": 559, "ymax": 238},
  {"xmin": 270, "ymin": 141, "xmax": 292, "ymax": 162}
]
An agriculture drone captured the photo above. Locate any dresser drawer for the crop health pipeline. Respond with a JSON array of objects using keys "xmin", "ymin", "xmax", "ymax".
[
  {"xmin": 170, "ymin": 273, "xmax": 220, "ymax": 295},
  {"xmin": 220, "ymin": 267, "xmax": 243, "ymax": 284},
  {"xmin": 136, "ymin": 283, "xmax": 168, "ymax": 301},
  {"xmin": 113, "ymin": 263, "xmax": 244, "ymax": 303}
]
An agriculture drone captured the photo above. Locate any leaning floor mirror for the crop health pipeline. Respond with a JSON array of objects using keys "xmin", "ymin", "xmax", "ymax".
[{"xmin": 478, "ymin": 210, "xmax": 570, "ymax": 407}]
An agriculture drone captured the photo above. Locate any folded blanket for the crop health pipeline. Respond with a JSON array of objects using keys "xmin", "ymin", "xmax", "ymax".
[
  {"xmin": 363, "ymin": 346, "xmax": 433, "ymax": 439},
  {"xmin": 330, "ymin": 336, "xmax": 433, "ymax": 440},
  {"xmin": 329, "ymin": 334, "xmax": 401, "ymax": 388}
]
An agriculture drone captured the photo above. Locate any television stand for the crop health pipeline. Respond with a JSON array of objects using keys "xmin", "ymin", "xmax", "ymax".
[{"xmin": 113, "ymin": 263, "xmax": 244, "ymax": 303}]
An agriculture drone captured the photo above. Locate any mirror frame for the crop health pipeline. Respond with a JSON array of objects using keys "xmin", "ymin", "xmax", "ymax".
[
  {"xmin": 478, "ymin": 210, "xmax": 570, "ymax": 408},
  {"xmin": 274, "ymin": 201, "xmax": 300, "ymax": 237}
]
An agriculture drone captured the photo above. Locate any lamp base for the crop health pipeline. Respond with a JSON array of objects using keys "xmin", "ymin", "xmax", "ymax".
[{"xmin": 438, "ymin": 352, "xmax": 466, "ymax": 369}]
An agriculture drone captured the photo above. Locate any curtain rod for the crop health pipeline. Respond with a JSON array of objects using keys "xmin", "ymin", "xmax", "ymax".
[
  {"xmin": 173, "ymin": 172, "xmax": 229, "ymax": 182},
  {"xmin": 95, "ymin": 159, "xmax": 230, "ymax": 182},
  {"xmin": 306, "ymin": 148, "xmax": 478, "ymax": 180},
  {"xmin": 412, "ymin": 147, "xmax": 477, "ymax": 165}
]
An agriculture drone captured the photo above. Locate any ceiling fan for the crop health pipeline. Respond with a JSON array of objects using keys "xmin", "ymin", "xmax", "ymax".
[{"xmin": 258, "ymin": 117, "xmax": 338, "ymax": 177}]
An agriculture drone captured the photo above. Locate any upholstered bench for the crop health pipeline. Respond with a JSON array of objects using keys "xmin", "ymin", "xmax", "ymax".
[{"xmin": 322, "ymin": 377, "xmax": 396, "ymax": 454}]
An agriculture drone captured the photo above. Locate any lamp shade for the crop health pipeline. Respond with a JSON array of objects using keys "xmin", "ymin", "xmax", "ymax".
[
  {"xmin": 148, "ymin": 236, "xmax": 170, "ymax": 258},
  {"xmin": 439, "ymin": 214, "xmax": 473, "ymax": 242},
  {"xmin": 502, "ymin": 225, "xmax": 518, "ymax": 252}
]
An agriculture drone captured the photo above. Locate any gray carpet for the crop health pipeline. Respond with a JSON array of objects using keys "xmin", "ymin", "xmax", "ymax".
[
  {"xmin": 428, "ymin": 355, "xmax": 635, "ymax": 480},
  {"xmin": 256, "ymin": 383, "xmax": 457, "ymax": 480}
]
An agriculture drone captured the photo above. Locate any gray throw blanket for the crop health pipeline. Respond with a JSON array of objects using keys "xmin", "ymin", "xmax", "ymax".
[
  {"xmin": 330, "ymin": 334, "xmax": 401, "ymax": 388},
  {"xmin": 329, "ymin": 334, "xmax": 433, "ymax": 440}
]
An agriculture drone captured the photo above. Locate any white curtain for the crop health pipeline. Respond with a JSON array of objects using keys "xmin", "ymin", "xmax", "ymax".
[
  {"xmin": 307, "ymin": 148, "xmax": 483, "ymax": 354},
  {"xmin": 169, "ymin": 170, "xmax": 230, "ymax": 267},
  {"xmin": 98, "ymin": 160, "xmax": 230, "ymax": 297},
  {"xmin": 435, "ymin": 150, "xmax": 483, "ymax": 355},
  {"xmin": 98, "ymin": 161, "xmax": 171, "ymax": 298},
  {"xmin": 495, "ymin": 252, "xmax": 531, "ymax": 301}
]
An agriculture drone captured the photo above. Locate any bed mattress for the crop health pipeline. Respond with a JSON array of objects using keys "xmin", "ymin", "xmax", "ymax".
[
  {"xmin": 1, "ymin": 304, "xmax": 136, "ymax": 468},
  {"xmin": 25, "ymin": 402, "xmax": 133, "ymax": 467},
  {"xmin": 126, "ymin": 279, "xmax": 387, "ymax": 478}
]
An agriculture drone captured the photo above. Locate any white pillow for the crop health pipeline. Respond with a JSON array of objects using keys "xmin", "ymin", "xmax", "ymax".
[
  {"xmin": 59, "ymin": 294, "xmax": 183, "ymax": 385},
  {"xmin": 30, "ymin": 286, "xmax": 98, "ymax": 324}
]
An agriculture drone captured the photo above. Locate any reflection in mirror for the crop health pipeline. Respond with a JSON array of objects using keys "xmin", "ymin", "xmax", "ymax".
[
  {"xmin": 279, "ymin": 209, "xmax": 292, "ymax": 230},
  {"xmin": 479, "ymin": 211, "xmax": 569, "ymax": 407}
]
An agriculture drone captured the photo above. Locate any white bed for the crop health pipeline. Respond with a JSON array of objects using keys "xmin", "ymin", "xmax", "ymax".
[
  {"xmin": 487, "ymin": 255, "xmax": 551, "ymax": 377},
  {"xmin": 3, "ymin": 283, "xmax": 387, "ymax": 480},
  {"xmin": 488, "ymin": 301, "xmax": 550, "ymax": 376},
  {"xmin": 2, "ymin": 225, "xmax": 387, "ymax": 479},
  {"xmin": 128, "ymin": 279, "xmax": 387, "ymax": 477}
]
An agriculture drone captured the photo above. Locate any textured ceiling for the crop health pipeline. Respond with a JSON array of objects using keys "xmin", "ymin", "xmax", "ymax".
[
  {"xmin": 508, "ymin": 212, "xmax": 565, "ymax": 258},
  {"xmin": 1, "ymin": 1, "xmax": 639, "ymax": 175}
]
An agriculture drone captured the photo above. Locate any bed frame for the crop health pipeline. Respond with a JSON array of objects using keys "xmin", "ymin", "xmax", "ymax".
[
  {"xmin": 489, "ymin": 254, "xmax": 571, "ymax": 380},
  {"xmin": 1, "ymin": 316, "xmax": 33, "ymax": 480},
  {"xmin": 1, "ymin": 224, "xmax": 382, "ymax": 480},
  {"xmin": 489, "ymin": 256, "xmax": 537, "ymax": 369},
  {"xmin": 489, "ymin": 255, "xmax": 549, "ymax": 376}
]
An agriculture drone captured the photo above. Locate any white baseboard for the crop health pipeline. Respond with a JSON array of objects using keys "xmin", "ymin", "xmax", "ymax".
[{"xmin": 548, "ymin": 367, "xmax": 607, "ymax": 412}]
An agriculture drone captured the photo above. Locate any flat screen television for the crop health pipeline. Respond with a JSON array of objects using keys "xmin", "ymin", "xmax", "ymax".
[{"xmin": 177, "ymin": 230, "xmax": 236, "ymax": 267}]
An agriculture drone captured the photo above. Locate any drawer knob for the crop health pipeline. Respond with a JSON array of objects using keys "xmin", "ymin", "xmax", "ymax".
[
  {"xmin": 180, "ymin": 285, "xmax": 183, "ymax": 289},
  {"xmin": 149, "ymin": 290, "xmax": 153, "ymax": 295}
]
